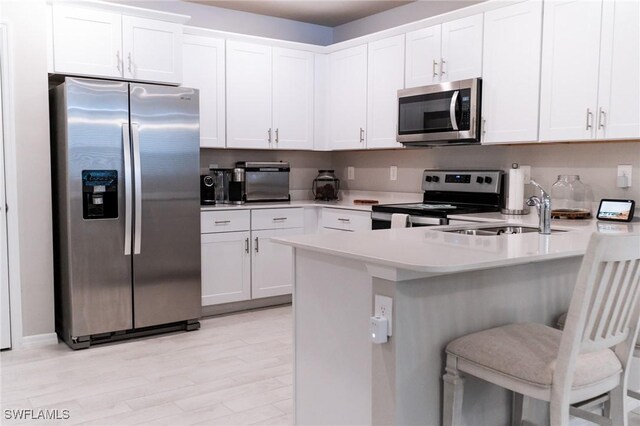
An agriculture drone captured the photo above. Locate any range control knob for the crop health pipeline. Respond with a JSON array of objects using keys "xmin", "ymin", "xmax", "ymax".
[
  {"xmin": 425, "ymin": 176, "xmax": 432, "ymax": 182},
  {"xmin": 476, "ymin": 176, "xmax": 484, "ymax": 184},
  {"xmin": 432, "ymin": 176, "xmax": 440, "ymax": 183},
  {"xmin": 484, "ymin": 176, "xmax": 493, "ymax": 184}
]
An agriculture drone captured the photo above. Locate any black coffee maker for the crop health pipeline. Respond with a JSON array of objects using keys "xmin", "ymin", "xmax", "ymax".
[{"xmin": 200, "ymin": 174, "xmax": 216, "ymax": 205}]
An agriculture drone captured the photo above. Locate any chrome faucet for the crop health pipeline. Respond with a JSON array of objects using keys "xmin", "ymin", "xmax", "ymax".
[{"xmin": 526, "ymin": 180, "xmax": 552, "ymax": 235}]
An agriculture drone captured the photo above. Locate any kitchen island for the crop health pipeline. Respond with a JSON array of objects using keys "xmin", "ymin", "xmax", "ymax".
[{"xmin": 274, "ymin": 216, "xmax": 640, "ymax": 425}]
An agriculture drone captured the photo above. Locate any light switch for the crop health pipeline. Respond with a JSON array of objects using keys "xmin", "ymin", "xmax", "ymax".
[
  {"xmin": 617, "ymin": 165, "xmax": 632, "ymax": 188},
  {"xmin": 347, "ymin": 166, "xmax": 355, "ymax": 180},
  {"xmin": 390, "ymin": 166, "xmax": 398, "ymax": 181}
]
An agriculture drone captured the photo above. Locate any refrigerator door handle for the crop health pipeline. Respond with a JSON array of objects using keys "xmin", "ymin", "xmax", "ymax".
[
  {"xmin": 122, "ymin": 123, "xmax": 133, "ymax": 256},
  {"xmin": 131, "ymin": 123, "xmax": 142, "ymax": 255}
]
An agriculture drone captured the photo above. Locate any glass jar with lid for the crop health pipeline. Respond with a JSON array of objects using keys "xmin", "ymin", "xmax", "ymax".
[
  {"xmin": 312, "ymin": 170, "xmax": 340, "ymax": 201},
  {"xmin": 550, "ymin": 175, "xmax": 593, "ymax": 219}
]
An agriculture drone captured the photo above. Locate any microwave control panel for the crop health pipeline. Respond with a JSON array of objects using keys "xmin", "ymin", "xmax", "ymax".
[{"xmin": 459, "ymin": 89, "xmax": 472, "ymax": 130}]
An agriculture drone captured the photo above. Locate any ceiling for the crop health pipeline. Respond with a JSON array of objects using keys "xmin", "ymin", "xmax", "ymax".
[{"xmin": 188, "ymin": 0, "xmax": 417, "ymax": 27}]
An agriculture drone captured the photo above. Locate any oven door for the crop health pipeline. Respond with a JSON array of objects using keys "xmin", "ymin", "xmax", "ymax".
[
  {"xmin": 397, "ymin": 79, "xmax": 480, "ymax": 144},
  {"xmin": 371, "ymin": 212, "xmax": 447, "ymax": 230}
]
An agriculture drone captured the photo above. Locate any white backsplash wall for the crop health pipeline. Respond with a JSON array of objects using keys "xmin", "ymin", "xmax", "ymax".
[
  {"xmin": 331, "ymin": 141, "xmax": 640, "ymax": 202},
  {"xmin": 200, "ymin": 149, "xmax": 332, "ymax": 200}
]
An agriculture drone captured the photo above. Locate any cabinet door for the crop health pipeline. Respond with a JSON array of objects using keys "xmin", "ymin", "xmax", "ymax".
[
  {"xmin": 201, "ymin": 231, "xmax": 251, "ymax": 306},
  {"xmin": 539, "ymin": 0, "xmax": 602, "ymax": 141},
  {"xmin": 51, "ymin": 5, "xmax": 123, "ymax": 78},
  {"xmin": 405, "ymin": 25, "xmax": 442, "ymax": 88},
  {"xmin": 183, "ymin": 35, "xmax": 225, "ymax": 148},
  {"xmin": 226, "ymin": 41, "xmax": 273, "ymax": 149},
  {"xmin": 440, "ymin": 14, "xmax": 483, "ymax": 82},
  {"xmin": 273, "ymin": 48, "xmax": 314, "ymax": 150},
  {"xmin": 328, "ymin": 45, "xmax": 368, "ymax": 150},
  {"xmin": 481, "ymin": 1, "xmax": 543, "ymax": 144},
  {"xmin": 596, "ymin": 0, "xmax": 640, "ymax": 140},
  {"xmin": 367, "ymin": 35, "xmax": 405, "ymax": 149},
  {"xmin": 122, "ymin": 16, "xmax": 182, "ymax": 84},
  {"xmin": 252, "ymin": 228, "xmax": 303, "ymax": 299}
]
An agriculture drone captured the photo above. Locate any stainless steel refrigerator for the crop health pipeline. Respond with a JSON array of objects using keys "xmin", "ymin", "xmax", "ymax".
[{"xmin": 50, "ymin": 77, "xmax": 201, "ymax": 349}]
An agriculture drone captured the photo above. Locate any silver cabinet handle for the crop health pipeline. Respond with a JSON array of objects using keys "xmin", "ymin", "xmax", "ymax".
[
  {"xmin": 275, "ymin": 128, "xmax": 279, "ymax": 144},
  {"xmin": 449, "ymin": 90, "xmax": 459, "ymax": 131},
  {"xmin": 268, "ymin": 128, "xmax": 272, "ymax": 144},
  {"xmin": 127, "ymin": 52, "xmax": 133, "ymax": 74},
  {"xmin": 254, "ymin": 237, "xmax": 259, "ymax": 252},
  {"xmin": 338, "ymin": 218, "xmax": 351, "ymax": 222},
  {"xmin": 482, "ymin": 118, "xmax": 486, "ymax": 135},
  {"xmin": 122, "ymin": 123, "xmax": 132, "ymax": 256},
  {"xmin": 272, "ymin": 217, "xmax": 287, "ymax": 221},
  {"xmin": 598, "ymin": 108, "xmax": 606, "ymax": 129},
  {"xmin": 586, "ymin": 108, "xmax": 593, "ymax": 130},
  {"xmin": 440, "ymin": 58, "xmax": 445, "ymax": 75},
  {"xmin": 214, "ymin": 220, "xmax": 230, "ymax": 224},
  {"xmin": 245, "ymin": 238, "xmax": 249, "ymax": 253},
  {"xmin": 131, "ymin": 123, "xmax": 142, "ymax": 255},
  {"xmin": 116, "ymin": 51, "xmax": 122, "ymax": 73},
  {"xmin": 359, "ymin": 128, "xmax": 365, "ymax": 143},
  {"xmin": 432, "ymin": 59, "xmax": 438, "ymax": 77}
]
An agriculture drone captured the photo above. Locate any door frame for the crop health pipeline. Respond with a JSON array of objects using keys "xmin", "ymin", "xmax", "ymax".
[{"xmin": 0, "ymin": 22, "xmax": 24, "ymax": 349}]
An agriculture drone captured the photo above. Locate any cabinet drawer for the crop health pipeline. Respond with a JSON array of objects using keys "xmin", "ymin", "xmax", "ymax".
[
  {"xmin": 201, "ymin": 210, "xmax": 250, "ymax": 233},
  {"xmin": 321, "ymin": 208, "xmax": 371, "ymax": 232},
  {"xmin": 251, "ymin": 208, "xmax": 304, "ymax": 230}
]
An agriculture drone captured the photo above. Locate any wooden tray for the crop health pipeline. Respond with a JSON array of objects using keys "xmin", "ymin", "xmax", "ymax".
[
  {"xmin": 353, "ymin": 199, "xmax": 379, "ymax": 205},
  {"xmin": 551, "ymin": 209, "xmax": 591, "ymax": 219}
]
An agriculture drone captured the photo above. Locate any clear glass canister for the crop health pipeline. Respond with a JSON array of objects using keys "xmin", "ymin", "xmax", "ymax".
[
  {"xmin": 550, "ymin": 175, "xmax": 593, "ymax": 218},
  {"xmin": 312, "ymin": 170, "xmax": 340, "ymax": 201}
]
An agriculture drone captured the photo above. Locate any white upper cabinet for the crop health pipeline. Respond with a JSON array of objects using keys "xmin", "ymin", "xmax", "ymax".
[
  {"xmin": 481, "ymin": 1, "xmax": 543, "ymax": 144},
  {"xmin": 405, "ymin": 14, "xmax": 482, "ymax": 88},
  {"xmin": 51, "ymin": 5, "xmax": 182, "ymax": 84},
  {"xmin": 539, "ymin": 0, "xmax": 602, "ymax": 141},
  {"xmin": 440, "ymin": 14, "xmax": 483, "ymax": 82},
  {"xmin": 596, "ymin": 0, "xmax": 640, "ymax": 140},
  {"xmin": 405, "ymin": 25, "xmax": 442, "ymax": 88},
  {"xmin": 51, "ymin": 5, "xmax": 123, "ymax": 78},
  {"xmin": 182, "ymin": 35, "xmax": 225, "ymax": 148},
  {"xmin": 328, "ymin": 45, "xmax": 368, "ymax": 150},
  {"xmin": 367, "ymin": 35, "xmax": 405, "ymax": 149},
  {"xmin": 272, "ymin": 48, "xmax": 315, "ymax": 150},
  {"xmin": 122, "ymin": 16, "xmax": 182, "ymax": 84},
  {"xmin": 227, "ymin": 42, "xmax": 314, "ymax": 150},
  {"xmin": 226, "ymin": 41, "xmax": 273, "ymax": 149}
]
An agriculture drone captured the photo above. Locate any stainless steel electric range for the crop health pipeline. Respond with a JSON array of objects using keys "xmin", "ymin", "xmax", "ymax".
[{"xmin": 371, "ymin": 170, "xmax": 506, "ymax": 229}]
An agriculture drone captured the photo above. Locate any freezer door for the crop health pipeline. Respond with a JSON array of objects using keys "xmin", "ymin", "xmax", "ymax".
[
  {"xmin": 54, "ymin": 78, "xmax": 133, "ymax": 337},
  {"xmin": 129, "ymin": 83, "xmax": 201, "ymax": 328}
]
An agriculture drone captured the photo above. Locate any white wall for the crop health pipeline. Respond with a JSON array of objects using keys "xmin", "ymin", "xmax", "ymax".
[
  {"xmin": 333, "ymin": 0, "xmax": 484, "ymax": 43},
  {"xmin": 331, "ymin": 142, "xmax": 640, "ymax": 202},
  {"xmin": 2, "ymin": 0, "xmax": 55, "ymax": 338},
  {"xmin": 106, "ymin": 0, "xmax": 334, "ymax": 45}
]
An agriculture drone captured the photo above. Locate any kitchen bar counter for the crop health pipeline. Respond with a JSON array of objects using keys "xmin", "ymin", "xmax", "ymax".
[{"xmin": 274, "ymin": 216, "xmax": 640, "ymax": 425}]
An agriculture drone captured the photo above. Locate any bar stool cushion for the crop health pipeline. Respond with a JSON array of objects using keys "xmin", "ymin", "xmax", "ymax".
[{"xmin": 446, "ymin": 323, "xmax": 622, "ymax": 389}]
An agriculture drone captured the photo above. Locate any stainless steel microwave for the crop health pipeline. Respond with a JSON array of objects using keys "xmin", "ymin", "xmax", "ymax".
[{"xmin": 397, "ymin": 78, "xmax": 481, "ymax": 146}]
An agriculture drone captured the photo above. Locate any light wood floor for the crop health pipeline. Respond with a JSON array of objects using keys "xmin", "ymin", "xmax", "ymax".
[
  {"xmin": 2, "ymin": 305, "xmax": 639, "ymax": 426},
  {"xmin": 1, "ymin": 306, "xmax": 293, "ymax": 425}
]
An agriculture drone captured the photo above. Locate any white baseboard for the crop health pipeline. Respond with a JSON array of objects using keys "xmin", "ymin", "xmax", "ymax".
[{"xmin": 19, "ymin": 332, "xmax": 59, "ymax": 349}]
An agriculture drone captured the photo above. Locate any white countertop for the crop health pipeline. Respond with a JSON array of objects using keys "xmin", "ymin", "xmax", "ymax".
[{"xmin": 274, "ymin": 213, "xmax": 640, "ymax": 275}]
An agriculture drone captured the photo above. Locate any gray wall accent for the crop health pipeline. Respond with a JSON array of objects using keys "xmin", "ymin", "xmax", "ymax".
[
  {"xmin": 332, "ymin": 0, "xmax": 484, "ymax": 43},
  {"xmin": 105, "ymin": 0, "xmax": 334, "ymax": 45},
  {"xmin": 3, "ymin": 1, "xmax": 55, "ymax": 337},
  {"xmin": 331, "ymin": 142, "xmax": 640, "ymax": 203}
]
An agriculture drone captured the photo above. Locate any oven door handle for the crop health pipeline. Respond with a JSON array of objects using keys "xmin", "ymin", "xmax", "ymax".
[{"xmin": 450, "ymin": 90, "xmax": 459, "ymax": 131}]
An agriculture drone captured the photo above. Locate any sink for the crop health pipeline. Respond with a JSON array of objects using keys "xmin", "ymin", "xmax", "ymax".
[{"xmin": 442, "ymin": 225, "xmax": 567, "ymax": 236}]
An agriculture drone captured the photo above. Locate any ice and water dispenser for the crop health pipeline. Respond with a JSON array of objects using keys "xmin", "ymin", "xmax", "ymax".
[{"xmin": 82, "ymin": 170, "xmax": 118, "ymax": 219}]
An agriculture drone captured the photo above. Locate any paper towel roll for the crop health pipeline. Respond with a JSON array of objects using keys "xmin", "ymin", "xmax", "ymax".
[
  {"xmin": 391, "ymin": 213, "xmax": 409, "ymax": 228},
  {"xmin": 507, "ymin": 167, "xmax": 525, "ymax": 211}
]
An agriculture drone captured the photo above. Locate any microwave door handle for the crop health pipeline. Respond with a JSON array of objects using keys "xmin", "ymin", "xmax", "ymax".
[{"xmin": 450, "ymin": 90, "xmax": 459, "ymax": 131}]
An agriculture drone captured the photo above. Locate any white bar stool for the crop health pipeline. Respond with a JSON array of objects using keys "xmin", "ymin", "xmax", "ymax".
[{"xmin": 442, "ymin": 232, "xmax": 640, "ymax": 426}]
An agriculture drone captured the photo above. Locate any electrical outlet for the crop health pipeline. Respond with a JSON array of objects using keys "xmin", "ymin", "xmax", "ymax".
[
  {"xmin": 520, "ymin": 165, "xmax": 531, "ymax": 183},
  {"xmin": 390, "ymin": 166, "xmax": 398, "ymax": 181},
  {"xmin": 617, "ymin": 165, "xmax": 632, "ymax": 188},
  {"xmin": 374, "ymin": 295, "xmax": 393, "ymax": 336},
  {"xmin": 347, "ymin": 166, "xmax": 355, "ymax": 180}
]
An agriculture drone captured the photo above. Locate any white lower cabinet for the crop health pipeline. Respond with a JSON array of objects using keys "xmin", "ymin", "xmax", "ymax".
[{"xmin": 201, "ymin": 208, "xmax": 303, "ymax": 307}]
